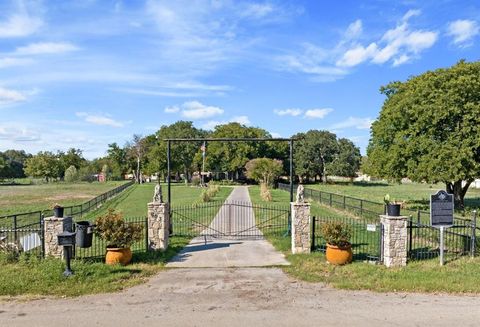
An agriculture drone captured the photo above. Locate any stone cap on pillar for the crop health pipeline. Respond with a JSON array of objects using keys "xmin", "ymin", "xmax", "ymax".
[{"xmin": 379, "ymin": 215, "xmax": 408, "ymax": 220}]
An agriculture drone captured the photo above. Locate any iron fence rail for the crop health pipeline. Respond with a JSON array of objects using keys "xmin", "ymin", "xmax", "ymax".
[
  {"xmin": 73, "ymin": 216, "xmax": 147, "ymax": 260},
  {"xmin": 0, "ymin": 180, "xmax": 134, "ymax": 230},
  {"xmin": 312, "ymin": 216, "xmax": 382, "ymax": 262}
]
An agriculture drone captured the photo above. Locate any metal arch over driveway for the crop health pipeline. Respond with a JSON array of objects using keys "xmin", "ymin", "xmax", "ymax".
[{"xmin": 164, "ymin": 138, "xmax": 296, "ymax": 206}]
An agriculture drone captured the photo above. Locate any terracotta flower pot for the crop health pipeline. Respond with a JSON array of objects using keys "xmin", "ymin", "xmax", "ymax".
[
  {"xmin": 325, "ymin": 243, "xmax": 353, "ymax": 265},
  {"xmin": 105, "ymin": 247, "xmax": 132, "ymax": 265}
]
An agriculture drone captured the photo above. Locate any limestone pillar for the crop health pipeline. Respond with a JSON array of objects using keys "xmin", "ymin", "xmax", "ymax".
[
  {"xmin": 147, "ymin": 202, "xmax": 169, "ymax": 251},
  {"xmin": 43, "ymin": 216, "xmax": 73, "ymax": 258},
  {"xmin": 380, "ymin": 215, "xmax": 408, "ymax": 267},
  {"xmin": 291, "ymin": 202, "xmax": 311, "ymax": 254}
]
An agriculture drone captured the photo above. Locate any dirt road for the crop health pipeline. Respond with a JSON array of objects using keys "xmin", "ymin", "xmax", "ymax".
[{"xmin": 1, "ymin": 267, "xmax": 480, "ymax": 326}]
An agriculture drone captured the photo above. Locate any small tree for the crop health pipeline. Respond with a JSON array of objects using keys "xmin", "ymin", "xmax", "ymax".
[
  {"xmin": 245, "ymin": 158, "xmax": 283, "ymax": 186},
  {"xmin": 23, "ymin": 151, "xmax": 61, "ymax": 182},
  {"xmin": 102, "ymin": 164, "xmax": 110, "ymax": 181},
  {"xmin": 64, "ymin": 165, "xmax": 78, "ymax": 183}
]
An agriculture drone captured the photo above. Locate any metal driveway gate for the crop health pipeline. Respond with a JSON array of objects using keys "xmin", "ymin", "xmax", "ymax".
[{"xmin": 171, "ymin": 201, "xmax": 290, "ymax": 240}]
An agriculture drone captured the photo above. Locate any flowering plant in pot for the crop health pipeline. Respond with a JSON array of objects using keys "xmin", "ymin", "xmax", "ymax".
[
  {"xmin": 384, "ymin": 194, "xmax": 401, "ymax": 216},
  {"xmin": 52, "ymin": 203, "xmax": 64, "ymax": 218},
  {"xmin": 321, "ymin": 221, "xmax": 352, "ymax": 265},
  {"xmin": 94, "ymin": 209, "xmax": 143, "ymax": 265}
]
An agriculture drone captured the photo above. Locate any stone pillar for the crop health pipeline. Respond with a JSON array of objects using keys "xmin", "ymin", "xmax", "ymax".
[
  {"xmin": 291, "ymin": 202, "xmax": 311, "ymax": 254},
  {"xmin": 380, "ymin": 215, "xmax": 408, "ymax": 267},
  {"xmin": 147, "ymin": 202, "xmax": 169, "ymax": 251},
  {"xmin": 43, "ymin": 216, "xmax": 72, "ymax": 258}
]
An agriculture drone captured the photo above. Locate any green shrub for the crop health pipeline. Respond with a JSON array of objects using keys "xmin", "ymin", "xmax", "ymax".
[
  {"xmin": 191, "ymin": 176, "xmax": 201, "ymax": 186},
  {"xmin": 200, "ymin": 189, "xmax": 211, "ymax": 202},
  {"xmin": 64, "ymin": 165, "xmax": 79, "ymax": 183},
  {"xmin": 94, "ymin": 209, "xmax": 143, "ymax": 248},
  {"xmin": 320, "ymin": 221, "xmax": 352, "ymax": 247}
]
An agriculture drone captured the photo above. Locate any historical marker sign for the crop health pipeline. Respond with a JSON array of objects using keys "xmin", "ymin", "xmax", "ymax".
[{"xmin": 430, "ymin": 190, "xmax": 454, "ymax": 227}]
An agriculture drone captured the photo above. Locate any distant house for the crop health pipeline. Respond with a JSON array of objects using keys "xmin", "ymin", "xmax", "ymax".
[{"xmin": 98, "ymin": 173, "xmax": 106, "ymax": 182}]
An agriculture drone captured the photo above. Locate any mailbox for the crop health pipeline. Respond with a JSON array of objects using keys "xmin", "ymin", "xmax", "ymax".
[{"xmin": 57, "ymin": 231, "xmax": 76, "ymax": 246}]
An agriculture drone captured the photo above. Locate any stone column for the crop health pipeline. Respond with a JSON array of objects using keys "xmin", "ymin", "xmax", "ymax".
[
  {"xmin": 43, "ymin": 216, "xmax": 72, "ymax": 258},
  {"xmin": 147, "ymin": 202, "xmax": 169, "ymax": 251},
  {"xmin": 380, "ymin": 215, "xmax": 408, "ymax": 267},
  {"xmin": 291, "ymin": 202, "xmax": 311, "ymax": 254}
]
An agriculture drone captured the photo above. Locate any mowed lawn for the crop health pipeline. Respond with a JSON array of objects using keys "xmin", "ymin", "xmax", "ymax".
[
  {"xmin": 84, "ymin": 183, "xmax": 233, "ymax": 219},
  {"xmin": 0, "ymin": 181, "xmax": 127, "ymax": 216},
  {"xmin": 308, "ymin": 181, "xmax": 480, "ymax": 210}
]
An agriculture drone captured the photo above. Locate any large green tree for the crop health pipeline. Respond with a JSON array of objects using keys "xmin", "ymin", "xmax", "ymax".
[
  {"xmin": 23, "ymin": 151, "xmax": 62, "ymax": 182},
  {"xmin": 327, "ymin": 138, "xmax": 361, "ymax": 180},
  {"xmin": 293, "ymin": 130, "xmax": 339, "ymax": 183},
  {"xmin": 366, "ymin": 60, "xmax": 480, "ymax": 209}
]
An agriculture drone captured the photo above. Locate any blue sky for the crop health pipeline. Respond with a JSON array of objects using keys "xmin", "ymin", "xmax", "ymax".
[{"xmin": 0, "ymin": 0, "xmax": 479, "ymax": 159}]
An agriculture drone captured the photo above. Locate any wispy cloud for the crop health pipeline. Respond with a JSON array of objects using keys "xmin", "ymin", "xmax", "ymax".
[
  {"xmin": 0, "ymin": 86, "xmax": 37, "ymax": 105},
  {"xmin": 164, "ymin": 101, "xmax": 224, "ymax": 119},
  {"xmin": 76, "ymin": 112, "xmax": 125, "ymax": 127},
  {"xmin": 0, "ymin": 11, "xmax": 43, "ymax": 38},
  {"xmin": 304, "ymin": 108, "xmax": 333, "ymax": 119},
  {"xmin": 14, "ymin": 42, "xmax": 79, "ymax": 55},
  {"xmin": 274, "ymin": 108, "xmax": 303, "ymax": 116},
  {"xmin": 201, "ymin": 115, "xmax": 251, "ymax": 130},
  {"xmin": 331, "ymin": 117, "xmax": 374, "ymax": 130},
  {"xmin": 0, "ymin": 57, "xmax": 34, "ymax": 68},
  {"xmin": 447, "ymin": 19, "xmax": 479, "ymax": 46},
  {"xmin": 0, "ymin": 125, "xmax": 40, "ymax": 142}
]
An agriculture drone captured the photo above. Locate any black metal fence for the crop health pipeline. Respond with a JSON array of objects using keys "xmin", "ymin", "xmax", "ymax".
[
  {"xmin": 0, "ymin": 180, "xmax": 135, "ymax": 258},
  {"xmin": 312, "ymin": 216, "xmax": 382, "ymax": 262},
  {"xmin": 407, "ymin": 215, "xmax": 478, "ymax": 260},
  {"xmin": 73, "ymin": 216, "xmax": 148, "ymax": 260}
]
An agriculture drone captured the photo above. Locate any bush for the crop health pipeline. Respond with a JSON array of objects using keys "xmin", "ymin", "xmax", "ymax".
[
  {"xmin": 191, "ymin": 175, "xmax": 201, "ymax": 186},
  {"xmin": 200, "ymin": 189, "xmax": 211, "ymax": 202},
  {"xmin": 95, "ymin": 209, "xmax": 143, "ymax": 248},
  {"xmin": 64, "ymin": 165, "xmax": 78, "ymax": 183},
  {"xmin": 320, "ymin": 221, "xmax": 352, "ymax": 247},
  {"xmin": 260, "ymin": 182, "xmax": 272, "ymax": 202}
]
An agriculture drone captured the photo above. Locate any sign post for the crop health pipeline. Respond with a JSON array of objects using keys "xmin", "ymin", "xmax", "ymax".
[{"xmin": 430, "ymin": 190, "xmax": 454, "ymax": 266}]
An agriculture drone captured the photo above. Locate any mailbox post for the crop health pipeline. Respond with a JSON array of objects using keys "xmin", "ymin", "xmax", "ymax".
[{"xmin": 57, "ymin": 231, "xmax": 76, "ymax": 277}]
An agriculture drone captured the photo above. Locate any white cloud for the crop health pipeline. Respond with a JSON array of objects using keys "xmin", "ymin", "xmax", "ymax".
[
  {"xmin": 0, "ymin": 57, "xmax": 34, "ymax": 68},
  {"xmin": 336, "ymin": 43, "xmax": 378, "ymax": 67},
  {"xmin": 447, "ymin": 19, "xmax": 479, "ymax": 46},
  {"xmin": 0, "ymin": 125, "xmax": 40, "ymax": 142},
  {"xmin": 274, "ymin": 108, "xmax": 303, "ymax": 116},
  {"xmin": 0, "ymin": 87, "xmax": 37, "ymax": 105},
  {"xmin": 345, "ymin": 19, "xmax": 362, "ymax": 39},
  {"xmin": 76, "ymin": 112, "xmax": 124, "ymax": 127},
  {"xmin": 331, "ymin": 117, "xmax": 374, "ymax": 130},
  {"xmin": 180, "ymin": 101, "xmax": 224, "ymax": 119},
  {"xmin": 270, "ymin": 132, "xmax": 281, "ymax": 138},
  {"xmin": 402, "ymin": 9, "xmax": 421, "ymax": 21},
  {"xmin": 0, "ymin": 13, "xmax": 43, "ymax": 38},
  {"xmin": 304, "ymin": 108, "xmax": 333, "ymax": 119},
  {"xmin": 164, "ymin": 106, "xmax": 180, "ymax": 113},
  {"xmin": 241, "ymin": 3, "xmax": 275, "ymax": 19},
  {"xmin": 201, "ymin": 115, "xmax": 251, "ymax": 130},
  {"xmin": 14, "ymin": 42, "xmax": 79, "ymax": 55}
]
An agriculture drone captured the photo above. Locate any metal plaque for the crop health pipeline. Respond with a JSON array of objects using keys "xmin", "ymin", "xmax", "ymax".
[
  {"xmin": 430, "ymin": 190, "xmax": 454, "ymax": 227},
  {"xmin": 366, "ymin": 224, "xmax": 377, "ymax": 232}
]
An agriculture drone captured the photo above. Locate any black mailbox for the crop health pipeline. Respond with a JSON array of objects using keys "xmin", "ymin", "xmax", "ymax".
[{"xmin": 57, "ymin": 231, "xmax": 76, "ymax": 246}]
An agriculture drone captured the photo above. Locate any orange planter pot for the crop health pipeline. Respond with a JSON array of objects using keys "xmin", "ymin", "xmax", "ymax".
[
  {"xmin": 325, "ymin": 243, "xmax": 353, "ymax": 265},
  {"xmin": 105, "ymin": 247, "xmax": 132, "ymax": 265}
]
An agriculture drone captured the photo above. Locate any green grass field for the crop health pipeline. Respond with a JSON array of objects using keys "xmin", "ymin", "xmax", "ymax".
[
  {"xmin": 0, "ymin": 181, "xmax": 127, "ymax": 216},
  {"xmin": 307, "ymin": 181, "xmax": 480, "ymax": 211}
]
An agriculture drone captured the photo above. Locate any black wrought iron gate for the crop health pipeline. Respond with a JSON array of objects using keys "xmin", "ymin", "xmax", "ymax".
[{"xmin": 171, "ymin": 201, "xmax": 290, "ymax": 240}]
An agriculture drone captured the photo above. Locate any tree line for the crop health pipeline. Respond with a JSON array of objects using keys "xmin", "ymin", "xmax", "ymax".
[{"xmin": 1, "ymin": 121, "xmax": 361, "ymax": 184}]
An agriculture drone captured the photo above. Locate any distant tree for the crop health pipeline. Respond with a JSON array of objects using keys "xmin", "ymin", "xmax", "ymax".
[
  {"xmin": 59, "ymin": 148, "xmax": 85, "ymax": 170},
  {"xmin": 107, "ymin": 143, "xmax": 128, "ymax": 179},
  {"xmin": 293, "ymin": 130, "xmax": 339, "ymax": 183},
  {"xmin": 245, "ymin": 158, "xmax": 283, "ymax": 186},
  {"xmin": 101, "ymin": 164, "xmax": 110, "ymax": 181},
  {"xmin": 64, "ymin": 165, "xmax": 79, "ymax": 183},
  {"xmin": 24, "ymin": 151, "xmax": 61, "ymax": 182},
  {"xmin": 126, "ymin": 134, "xmax": 148, "ymax": 184},
  {"xmin": 327, "ymin": 138, "xmax": 361, "ymax": 180},
  {"xmin": 0, "ymin": 150, "xmax": 31, "ymax": 179},
  {"xmin": 366, "ymin": 60, "xmax": 480, "ymax": 209}
]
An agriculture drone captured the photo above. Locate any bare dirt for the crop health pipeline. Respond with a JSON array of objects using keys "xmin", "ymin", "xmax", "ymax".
[{"xmin": 1, "ymin": 267, "xmax": 480, "ymax": 327}]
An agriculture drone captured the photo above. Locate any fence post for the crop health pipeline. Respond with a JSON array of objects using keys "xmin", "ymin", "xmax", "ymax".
[
  {"xmin": 147, "ymin": 201, "xmax": 170, "ymax": 251},
  {"xmin": 471, "ymin": 210, "xmax": 477, "ymax": 257},
  {"xmin": 360, "ymin": 200, "xmax": 363, "ymax": 217},
  {"xmin": 40, "ymin": 213, "xmax": 45, "ymax": 258},
  {"xmin": 13, "ymin": 215, "xmax": 17, "ymax": 242},
  {"xmin": 408, "ymin": 216, "xmax": 413, "ymax": 257},
  {"xmin": 343, "ymin": 196, "xmax": 346, "ymax": 210},
  {"xmin": 311, "ymin": 216, "xmax": 316, "ymax": 251}
]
